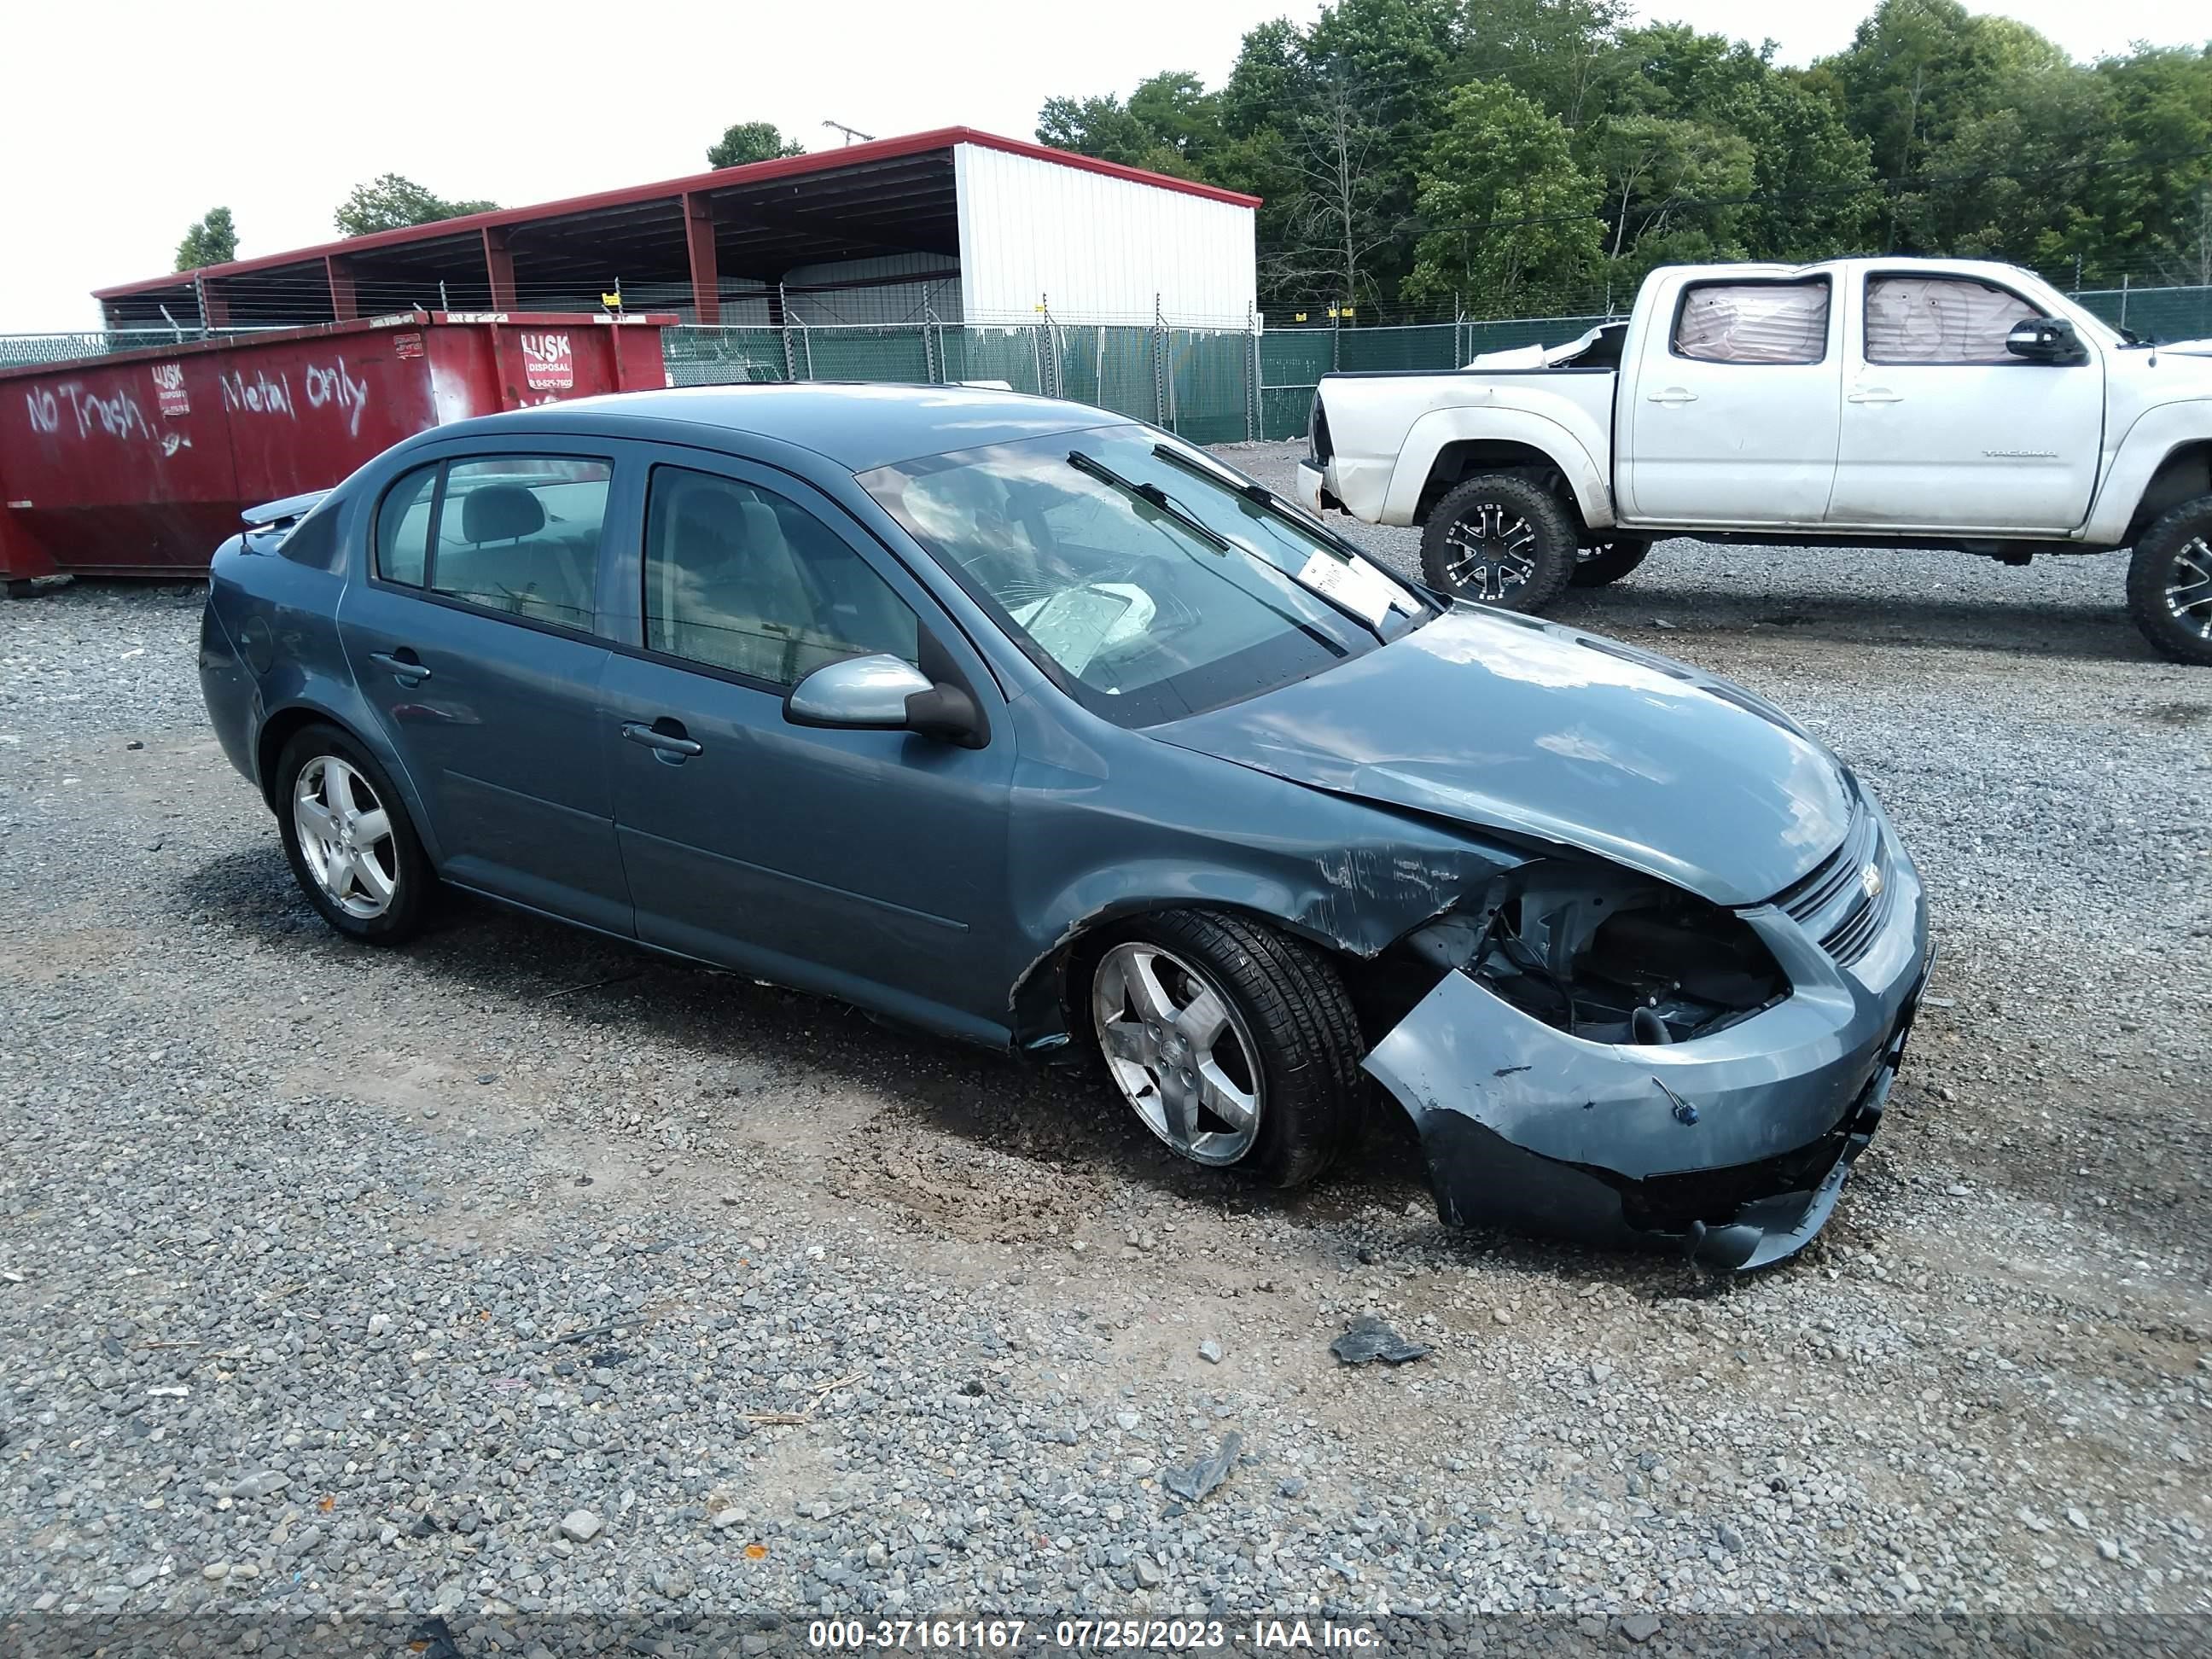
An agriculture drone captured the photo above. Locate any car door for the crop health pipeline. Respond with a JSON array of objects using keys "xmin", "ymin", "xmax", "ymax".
[
  {"xmin": 1827, "ymin": 271, "xmax": 2104, "ymax": 531},
  {"xmin": 1621, "ymin": 274, "xmax": 1842, "ymax": 527},
  {"xmin": 598, "ymin": 451, "xmax": 1017, "ymax": 1042},
  {"xmin": 336, "ymin": 443, "xmax": 632, "ymax": 934}
]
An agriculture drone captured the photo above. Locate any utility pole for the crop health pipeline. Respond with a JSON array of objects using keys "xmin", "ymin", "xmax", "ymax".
[{"xmin": 822, "ymin": 119, "xmax": 874, "ymax": 147}]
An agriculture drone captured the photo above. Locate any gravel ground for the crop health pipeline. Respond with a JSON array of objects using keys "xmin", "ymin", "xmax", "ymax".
[{"xmin": 2, "ymin": 446, "xmax": 2208, "ymax": 1641}]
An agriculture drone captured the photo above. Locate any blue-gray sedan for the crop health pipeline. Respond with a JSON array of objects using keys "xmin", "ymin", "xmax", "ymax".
[{"xmin": 199, "ymin": 385, "xmax": 1930, "ymax": 1269}]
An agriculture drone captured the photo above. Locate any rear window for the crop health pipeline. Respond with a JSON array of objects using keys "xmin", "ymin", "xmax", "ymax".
[{"xmin": 1673, "ymin": 280, "xmax": 1831, "ymax": 364}]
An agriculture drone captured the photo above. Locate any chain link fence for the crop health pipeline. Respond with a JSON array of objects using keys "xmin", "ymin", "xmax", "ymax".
[{"xmin": 0, "ymin": 326, "xmax": 276, "ymax": 370}]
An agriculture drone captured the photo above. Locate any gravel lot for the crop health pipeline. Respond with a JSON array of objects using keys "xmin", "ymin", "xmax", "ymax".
[{"xmin": 3, "ymin": 440, "xmax": 2208, "ymax": 1641}]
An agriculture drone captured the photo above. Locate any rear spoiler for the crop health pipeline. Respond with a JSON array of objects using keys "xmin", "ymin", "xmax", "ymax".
[{"xmin": 242, "ymin": 488, "xmax": 331, "ymax": 531}]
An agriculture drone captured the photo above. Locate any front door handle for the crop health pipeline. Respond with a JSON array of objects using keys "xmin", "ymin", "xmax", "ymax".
[
  {"xmin": 1647, "ymin": 387, "xmax": 1698, "ymax": 405},
  {"xmin": 368, "ymin": 649, "xmax": 429, "ymax": 685},
  {"xmin": 1848, "ymin": 387, "xmax": 1904, "ymax": 405},
  {"xmin": 620, "ymin": 719, "xmax": 703, "ymax": 760}
]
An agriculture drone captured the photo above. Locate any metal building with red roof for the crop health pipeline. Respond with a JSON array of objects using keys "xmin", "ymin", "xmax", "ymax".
[{"xmin": 96, "ymin": 130, "xmax": 1260, "ymax": 333}]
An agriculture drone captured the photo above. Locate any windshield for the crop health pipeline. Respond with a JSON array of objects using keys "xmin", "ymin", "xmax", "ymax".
[{"xmin": 860, "ymin": 427, "xmax": 1431, "ymax": 727}]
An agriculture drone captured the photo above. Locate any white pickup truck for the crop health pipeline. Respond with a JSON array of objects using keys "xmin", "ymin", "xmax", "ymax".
[{"xmin": 1296, "ymin": 257, "xmax": 2212, "ymax": 664}]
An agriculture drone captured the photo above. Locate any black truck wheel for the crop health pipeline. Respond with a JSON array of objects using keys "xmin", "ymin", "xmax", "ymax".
[
  {"xmin": 1419, "ymin": 473, "xmax": 1577, "ymax": 611},
  {"xmin": 2127, "ymin": 494, "xmax": 2212, "ymax": 667}
]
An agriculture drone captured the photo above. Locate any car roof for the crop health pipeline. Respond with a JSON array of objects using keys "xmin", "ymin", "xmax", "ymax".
[{"xmin": 428, "ymin": 382, "xmax": 1134, "ymax": 473}]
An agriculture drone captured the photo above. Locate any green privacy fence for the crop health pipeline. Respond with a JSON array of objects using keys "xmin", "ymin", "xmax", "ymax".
[
  {"xmin": 2075, "ymin": 284, "xmax": 2212, "ymax": 341},
  {"xmin": 665, "ymin": 320, "xmax": 1278, "ymax": 440},
  {"xmin": 657, "ymin": 284, "xmax": 2212, "ymax": 447}
]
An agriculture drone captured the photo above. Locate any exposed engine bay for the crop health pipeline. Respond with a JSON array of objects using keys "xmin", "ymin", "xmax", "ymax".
[{"xmin": 1397, "ymin": 862, "xmax": 1787, "ymax": 1045}]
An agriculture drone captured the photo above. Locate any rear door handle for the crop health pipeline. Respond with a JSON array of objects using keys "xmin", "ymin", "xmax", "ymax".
[
  {"xmin": 1646, "ymin": 387, "xmax": 1698, "ymax": 405},
  {"xmin": 368, "ymin": 649, "xmax": 429, "ymax": 684},
  {"xmin": 1848, "ymin": 387, "xmax": 1904, "ymax": 405},
  {"xmin": 620, "ymin": 719, "xmax": 703, "ymax": 759}
]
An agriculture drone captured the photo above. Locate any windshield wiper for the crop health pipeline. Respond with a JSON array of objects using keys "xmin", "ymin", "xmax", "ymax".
[
  {"xmin": 1150, "ymin": 442, "xmax": 1417, "ymax": 581},
  {"xmin": 1148, "ymin": 441, "xmax": 1417, "ymax": 638},
  {"xmin": 1066, "ymin": 450, "xmax": 1349, "ymax": 659},
  {"xmin": 1066, "ymin": 451, "xmax": 1231, "ymax": 553}
]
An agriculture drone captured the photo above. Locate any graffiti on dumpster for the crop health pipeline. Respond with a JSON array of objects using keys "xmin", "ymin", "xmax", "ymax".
[
  {"xmin": 220, "ymin": 367, "xmax": 295, "ymax": 420},
  {"xmin": 24, "ymin": 382, "xmax": 156, "ymax": 444},
  {"xmin": 220, "ymin": 356, "xmax": 372, "ymax": 439},
  {"xmin": 304, "ymin": 358, "xmax": 371, "ymax": 437}
]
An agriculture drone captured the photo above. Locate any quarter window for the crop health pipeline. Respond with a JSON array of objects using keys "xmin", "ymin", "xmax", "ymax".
[
  {"xmin": 643, "ymin": 466, "xmax": 918, "ymax": 686},
  {"xmin": 1865, "ymin": 276, "xmax": 2042, "ymax": 364},
  {"xmin": 375, "ymin": 463, "xmax": 438, "ymax": 586},
  {"xmin": 1673, "ymin": 281, "xmax": 1831, "ymax": 364}
]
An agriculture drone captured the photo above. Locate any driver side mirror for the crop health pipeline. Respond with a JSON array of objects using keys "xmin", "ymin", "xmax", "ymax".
[
  {"xmin": 783, "ymin": 653, "xmax": 987, "ymax": 748},
  {"xmin": 2005, "ymin": 317, "xmax": 2087, "ymax": 364}
]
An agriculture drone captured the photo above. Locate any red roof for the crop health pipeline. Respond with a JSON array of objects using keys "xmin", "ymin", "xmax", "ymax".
[{"xmin": 96, "ymin": 128, "xmax": 1260, "ymax": 300}]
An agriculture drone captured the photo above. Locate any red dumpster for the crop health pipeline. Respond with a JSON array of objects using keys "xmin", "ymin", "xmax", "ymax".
[{"xmin": 0, "ymin": 311, "xmax": 674, "ymax": 585}]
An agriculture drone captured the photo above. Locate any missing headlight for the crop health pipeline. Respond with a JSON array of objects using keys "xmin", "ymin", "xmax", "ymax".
[{"xmin": 1401, "ymin": 863, "xmax": 1786, "ymax": 1044}]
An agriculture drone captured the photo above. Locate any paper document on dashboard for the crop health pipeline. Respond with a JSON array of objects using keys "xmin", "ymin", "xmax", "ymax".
[{"xmin": 1295, "ymin": 552, "xmax": 1400, "ymax": 627}]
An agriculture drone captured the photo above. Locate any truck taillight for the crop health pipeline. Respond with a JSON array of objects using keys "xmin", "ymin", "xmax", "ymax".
[{"xmin": 1311, "ymin": 396, "xmax": 1332, "ymax": 461}]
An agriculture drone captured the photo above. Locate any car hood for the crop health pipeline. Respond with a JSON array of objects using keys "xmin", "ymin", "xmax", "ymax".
[{"xmin": 1150, "ymin": 607, "xmax": 1854, "ymax": 907}]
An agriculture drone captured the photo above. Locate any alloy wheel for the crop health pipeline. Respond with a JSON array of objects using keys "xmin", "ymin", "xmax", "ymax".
[
  {"xmin": 2167, "ymin": 536, "xmax": 2212, "ymax": 643},
  {"xmin": 1441, "ymin": 502, "xmax": 1539, "ymax": 602},
  {"xmin": 1091, "ymin": 942, "xmax": 1265, "ymax": 1166},
  {"xmin": 293, "ymin": 755, "xmax": 399, "ymax": 919}
]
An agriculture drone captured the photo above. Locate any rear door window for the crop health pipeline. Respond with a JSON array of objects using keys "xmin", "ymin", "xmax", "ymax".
[
  {"xmin": 1673, "ymin": 280, "xmax": 1831, "ymax": 364},
  {"xmin": 411, "ymin": 457, "xmax": 612, "ymax": 629}
]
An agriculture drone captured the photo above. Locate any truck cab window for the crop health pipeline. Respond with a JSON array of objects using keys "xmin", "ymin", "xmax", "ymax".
[
  {"xmin": 1674, "ymin": 281, "xmax": 1831, "ymax": 364},
  {"xmin": 1866, "ymin": 276, "xmax": 2041, "ymax": 365}
]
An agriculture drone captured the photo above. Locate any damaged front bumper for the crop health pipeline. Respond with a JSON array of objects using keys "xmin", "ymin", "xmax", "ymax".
[{"xmin": 1364, "ymin": 830, "xmax": 1930, "ymax": 1272}]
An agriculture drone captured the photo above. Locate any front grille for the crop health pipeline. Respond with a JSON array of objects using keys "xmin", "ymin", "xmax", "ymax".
[{"xmin": 1769, "ymin": 800, "xmax": 1894, "ymax": 967}]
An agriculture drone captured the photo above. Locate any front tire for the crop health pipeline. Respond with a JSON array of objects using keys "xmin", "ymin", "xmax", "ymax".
[
  {"xmin": 1571, "ymin": 538, "xmax": 1651, "ymax": 588},
  {"xmin": 1420, "ymin": 472, "xmax": 1578, "ymax": 611},
  {"xmin": 2128, "ymin": 495, "xmax": 2212, "ymax": 666},
  {"xmin": 1088, "ymin": 910, "xmax": 1364, "ymax": 1189},
  {"xmin": 274, "ymin": 724, "xmax": 432, "ymax": 943}
]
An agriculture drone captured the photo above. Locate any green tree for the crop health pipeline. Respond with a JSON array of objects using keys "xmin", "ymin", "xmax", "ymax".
[
  {"xmin": 1724, "ymin": 73, "xmax": 1879, "ymax": 262},
  {"xmin": 2094, "ymin": 46, "xmax": 2212, "ymax": 288},
  {"xmin": 334, "ymin": 174, "xmax": 498, "ymax": 237},
  {"xmin": 1910, "ymin": 60, "xmax": 2116, "ymax": 269},
  {"xmin": 1402, "ymin": 81, "xmax": 1603, "ymax": 313},
  {"xmin": 1456, "ymin": 0, "xmax": 1633, "ymax": 131},
  {"xmin": 1584, "ymin": 114, "xmax": 1754, "ymax": 272},
  {"xmin": 175, "ymin": 207, "xmax": 238, "ymax": 272},
  {"xmin": 1034, "ymin": 0, "xmax": 2210, "ymax": 322},
  {"xmin": 1037, "ymin": 72, "xmax": 1217, "ymax": 177},
  {"xmin": 706, "ymin": 121, "xmax": 806, "ymax": 169}
]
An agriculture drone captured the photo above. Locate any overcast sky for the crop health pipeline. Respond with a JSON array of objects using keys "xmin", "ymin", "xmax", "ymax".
[{"xmin": 1, "ymin": 0, "xmax": 2200, "ymax": 333}]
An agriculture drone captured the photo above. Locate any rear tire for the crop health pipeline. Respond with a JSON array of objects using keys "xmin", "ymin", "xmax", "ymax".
[
  {"xmin": 1571, "ymin": 538, "xmax": 1651, "ymax": 588},
  {"xmin": 2127, "ymin": 495, "xmax": 2212, "ymax": 666},
  {"xmin": 1087, "ymin": 909, "xmax": 1364, "ymax": 1190},
  {"xmin": 1420, "ymin": 472, "xmax": 1578, "ymax": 611},
  {"xmin": 274, "ymin": 723, "xmax": 432, "ymax": 944}
]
